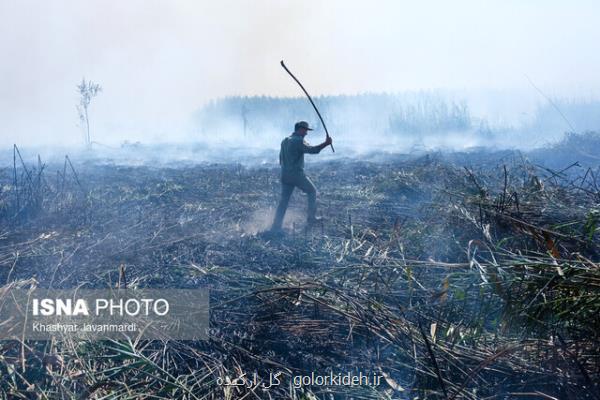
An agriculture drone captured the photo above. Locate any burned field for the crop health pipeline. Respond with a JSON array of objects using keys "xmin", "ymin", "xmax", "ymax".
[{"xmin": 1, "ymin": 146, "xmax": 599, "ymax": 399}]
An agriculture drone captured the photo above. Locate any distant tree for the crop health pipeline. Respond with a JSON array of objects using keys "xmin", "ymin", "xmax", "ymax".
[
  {"xmin": 76, "ymin": 78, "xmax": 102, "ymax": 148},
  {"xmin": 242, "ymin": 103, "xmax": 248, "ymax": 137}
]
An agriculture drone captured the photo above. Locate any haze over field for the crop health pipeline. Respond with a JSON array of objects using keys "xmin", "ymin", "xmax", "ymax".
[
  {"xmin": 1, "ymin": 0, "xmax": 599, "ymax": 149},
  {"xmin": 2, "ymin": 3, "xmax": 600, "ymax": 398}
]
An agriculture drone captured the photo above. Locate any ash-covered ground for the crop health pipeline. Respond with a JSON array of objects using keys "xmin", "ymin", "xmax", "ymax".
[{"xmin": 1, "ymin": 136, "xmax": 599, "ymax": 399}]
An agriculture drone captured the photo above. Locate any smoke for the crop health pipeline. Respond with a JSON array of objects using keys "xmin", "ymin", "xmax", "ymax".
[
  {"xmin": 0, "ymin": 0, "xmax": 313, "ymax": 148},
  {"xmin": 240, "ymin": 207, "xmax": 307, "ymax": 235},
  {"xmin": 2, "ymin": 0, "xmax": 600, "ymax": 150}
]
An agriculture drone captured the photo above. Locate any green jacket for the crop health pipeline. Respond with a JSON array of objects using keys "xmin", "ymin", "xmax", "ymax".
[{"xmin": 279, "ymin": 133, "xmax": 323, "ymax": 174}]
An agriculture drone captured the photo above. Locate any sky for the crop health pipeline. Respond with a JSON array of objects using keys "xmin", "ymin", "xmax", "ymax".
[{"xmin": 1, "ymin": 0, "xmax": 599, "ymax": 147}]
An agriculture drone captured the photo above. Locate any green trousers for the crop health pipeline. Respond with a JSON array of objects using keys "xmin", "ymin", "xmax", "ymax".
[{"xmin": 272, "ymin": 172, "xmax": 317, "ymax": 230}]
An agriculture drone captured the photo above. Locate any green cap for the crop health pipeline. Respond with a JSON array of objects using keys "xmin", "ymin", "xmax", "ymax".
[{"xmin": 294, "ymin": 121, "xmax": 313, "ymax": 131}]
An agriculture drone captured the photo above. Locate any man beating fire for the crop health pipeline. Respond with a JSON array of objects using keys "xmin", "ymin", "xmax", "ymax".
[{"xmin": 271, "ymin": 121, "xmax": 332, "ymax": 231}]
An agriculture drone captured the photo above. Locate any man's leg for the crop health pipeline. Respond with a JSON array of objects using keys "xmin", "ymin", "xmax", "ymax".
[
  {"xmin": 296, "ymin": 174, "xmax": 317, "ymax": 222},
  {"xmin": 272, "ymin": 182, "xmax": 294, "ymax": 230}
]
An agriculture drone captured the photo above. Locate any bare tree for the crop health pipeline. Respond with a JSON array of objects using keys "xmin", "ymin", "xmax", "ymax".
[{"xmin": 77, "ymin": 78, "xmax": 102, "ymax": 148}]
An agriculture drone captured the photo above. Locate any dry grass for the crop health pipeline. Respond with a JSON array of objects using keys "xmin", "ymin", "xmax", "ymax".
[{"xmin": 0, "ymin": 144, "xmax": 599, "ymax": 399}]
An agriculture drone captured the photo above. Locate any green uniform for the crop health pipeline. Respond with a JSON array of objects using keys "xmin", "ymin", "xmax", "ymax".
[
  {"xmin": 279, "ymin": 134, "xmax": 323, "ymax": 173},
  {"xmin": 272, "ymin": 133, "xmax": 324, "ymax": 229}
]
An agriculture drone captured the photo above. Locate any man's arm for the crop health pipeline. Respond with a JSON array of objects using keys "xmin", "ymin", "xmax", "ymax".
[{"xmin": 302, "ymin": 137, "xmax": 333, "ymax": 154}]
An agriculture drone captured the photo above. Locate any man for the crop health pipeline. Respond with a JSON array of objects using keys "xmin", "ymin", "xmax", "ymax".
[{"xmin": 271, "ymin": 121, "xmax": 332, "ymax": 231}]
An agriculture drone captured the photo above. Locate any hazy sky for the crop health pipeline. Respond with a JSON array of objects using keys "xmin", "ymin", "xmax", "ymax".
[{"xmin": 1, "ymin": 0, "xmax": 599, "ymax": 146}]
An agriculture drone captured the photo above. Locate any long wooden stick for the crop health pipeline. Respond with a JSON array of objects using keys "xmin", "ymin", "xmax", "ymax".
[{"xmin": 280, "ymin": 60, "xmax": 335, "ymax": 153}]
